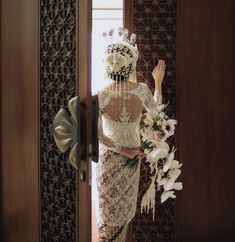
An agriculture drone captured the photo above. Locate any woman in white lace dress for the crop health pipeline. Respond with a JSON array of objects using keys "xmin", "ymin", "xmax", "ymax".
[{"xmin": 95, "ymin": 28, "xmax": 165, "ymax": 242}]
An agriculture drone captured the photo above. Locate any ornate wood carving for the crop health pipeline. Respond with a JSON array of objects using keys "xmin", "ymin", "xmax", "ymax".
[
  {"xmin": 40, "ymin": 0, "xmax": 77, "ymax": 241},
  {"xmin": 131, "ymin": 0, "xmax": 177, "ymax": 241}
]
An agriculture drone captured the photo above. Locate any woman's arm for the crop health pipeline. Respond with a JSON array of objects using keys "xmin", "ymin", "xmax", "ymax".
[
  {"xmin": 142, "ymin": 59, "xmax": 165, "ymax": 111},
  {"xmin": 152, "ymin": 59, "xmax": 166, "ymax": 105},
  {"xmin": 98, "ymin": 108, "xmax": 121, "ymax": 152}
]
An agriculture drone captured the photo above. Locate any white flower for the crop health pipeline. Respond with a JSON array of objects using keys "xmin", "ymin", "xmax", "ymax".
[
  {"xmin": 163, "ymin": 146, "xmax": 177, "ymax": 173},
  {"xmin": 157, "ymin": 140, "xmax": 170, "ymax": 152},
  {"xmin": 161, "ymin": 190, "xmax": 176, "ymax": 203},
  {"xmin": 169, "ymin": 160, "xmax": 182, "ymax": 169},
  {"xmin": 159, "ymin": 112, "xmax": 165, "ymax": 119},
  {"xmin": 157, "ymin": 103, "xmax": 167, "ymax": 112},
  {"xmin": 144, "ymin": 149, "xmax": 151, "ymax": 155},
  {"xmin": 147, "ymin": 141, "xmax": 169, "ymax": 162},
  {"xmin": 168, "ymin": 168, "xmax": 181, "ymax": 180},
  {"xmin": 163, "ymin": 178, "xmax": 175, "ymax": 191},
  {"xmin": 162, "ymin": 119, "xmax": 177, "ymax": 140},
  {"xmin": 172, "ymin": 182, "xmax": 183, "ymax": 190},
  {"xmin": 163, "ymin": 178, "xmax": 183, "ymax": 191},
  {"xmin": 156, "ymin": 120, "xmax": 162, "ymax": 126},
  {"xmin": 140, "ymin": 127, "xmax": 153, "ymax": 141}
]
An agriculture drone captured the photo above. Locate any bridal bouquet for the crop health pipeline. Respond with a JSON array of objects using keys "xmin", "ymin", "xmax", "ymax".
[{"xmin": 125, "ymin": 102, "xmax": 183, "ymax": 221}]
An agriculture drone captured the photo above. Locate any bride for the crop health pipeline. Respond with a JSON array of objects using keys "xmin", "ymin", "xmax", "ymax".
[{"xmin": 95, "ymin": 28, "xmax": 166, "ymax": 242}]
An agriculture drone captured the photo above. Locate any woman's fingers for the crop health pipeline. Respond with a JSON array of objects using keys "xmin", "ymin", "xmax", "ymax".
[
  {"xmin": 153, "ymin": 59, "xmax": 165, "ymax": 74},
  {"xmin": 130, "ymin": 148, "xmax": 143, "ymax": 157},
  {"xmin": 152, "ymin": 65, "xmax": 157, "ymax": 74}
]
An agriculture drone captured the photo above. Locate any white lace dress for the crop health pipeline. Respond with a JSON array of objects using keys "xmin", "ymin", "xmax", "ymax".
[{"xmin": 95, "ymin": 82, "xmax": 162, "ymax": 242}]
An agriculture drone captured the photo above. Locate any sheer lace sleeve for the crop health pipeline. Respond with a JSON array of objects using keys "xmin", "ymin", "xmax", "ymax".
[
  {"xmin": 141, "ymin": 83, "xmax": 162, "ymax": 112},
  {"xmin": 98, "ymin": 107, "xmax": 121, "ymax": 152}
]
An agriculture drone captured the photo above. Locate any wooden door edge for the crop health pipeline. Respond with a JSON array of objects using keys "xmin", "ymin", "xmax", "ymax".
[{"xmin": 76, "ymin": 0, "xmax": 92, "ymax": 242}]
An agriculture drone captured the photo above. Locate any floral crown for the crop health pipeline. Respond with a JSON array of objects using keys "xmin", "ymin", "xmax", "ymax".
[{"xmin": 102, "ymin": 27, "xmax": 139, "ymax": 82}]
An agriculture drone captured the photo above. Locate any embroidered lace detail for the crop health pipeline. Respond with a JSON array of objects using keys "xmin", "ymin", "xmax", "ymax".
[
  {"xmin": 97, "ymin": 82, "xmax": 162, "ymax": 150},
  {"xmin": 102, "ymin": 115, "xmax": 141, "ymax": 148},
  {"xmin": 119, "ymin": 102, "xmax": 131, "ymax": 123},
  {"xmin": 95, "ymin": 81, "xmax": 162, "ymax": 229},
  {"xmin": 98, "ymin": 93, "xmax": 112, "ymax": 110}
]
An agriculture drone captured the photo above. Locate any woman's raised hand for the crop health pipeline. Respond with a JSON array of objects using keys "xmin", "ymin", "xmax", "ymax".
[{"xmin": 152, "ymin": 59, "xmax": 166, "ymax": 90}]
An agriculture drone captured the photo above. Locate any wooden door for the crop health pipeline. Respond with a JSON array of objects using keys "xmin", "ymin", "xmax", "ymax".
[
  {"xmin": 0, "ymin": 0, "xmax": 92, "ymax": 241},
  {"xmin": 125, "ymin": 0, "xmax": 235, "ymax": 241},
  {"xmin": 175, "ymin": 1, "xmax": 235, "ymax": 241},
  {"xmin": 0, "ymin": 0, "xmax": 40, "ymax": 241},
  {"xmin": 78, "ymin": 0, "xmax": 92, "ymax": 241}
]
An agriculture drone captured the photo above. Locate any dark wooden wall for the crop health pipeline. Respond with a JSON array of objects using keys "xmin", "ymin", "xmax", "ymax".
[
  {"xmin": 175, "ymin": 1, "xmax": 235, "ymax": 241},
  {"xmin": 0, "ymin": 0, "xmax": 40, "ymax": 241}
]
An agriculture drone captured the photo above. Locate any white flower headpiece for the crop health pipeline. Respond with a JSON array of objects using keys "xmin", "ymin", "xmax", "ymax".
[{"xmin": 102, "ymin": 27, "xmax": 139, "ymax": 82}]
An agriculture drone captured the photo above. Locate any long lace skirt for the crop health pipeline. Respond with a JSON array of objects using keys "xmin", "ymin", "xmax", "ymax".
[{"xmin": 95, "ymin": 145, "xmax": 141, "ymax": 242}]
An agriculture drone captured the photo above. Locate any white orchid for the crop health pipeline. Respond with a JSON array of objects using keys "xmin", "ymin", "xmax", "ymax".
[
  {"xmin": 172, "ymin": 182, "xmax": 183, "ymax": 190},
  {"xmin": 169, "ymin": 159, "xmax": 182, "ymax": 169},
  {"xmin": 168, "ymin": 168, "xmax": 181, "ymax": 180},
  {"xmin": 163, "ymin": 178, "xmax": 175, "ymax": 191},
  {"xmin": 139, "ymin": 102, "xmax": 182, "ymax": 219},
  {"xmin": 161, "ymin": 190, "xmax": 176, "ymax": 203},
  {"xmin": 163, "ymin": 180, "xmax": 183, "ymax": 192},
  {"xmin": 147, "ymin": 141, "xmax": 169, "ymax": 162},
  {"xmin": 163, "ymin": 177, "xmax": 182, "ymax": 191},
  {"xmin": 163, "ymin": 146, "xmax": 177, "ymax": 173},
  {"xmin": 161, "ymin": 119, "xmax": 177, "ymax": 140}
]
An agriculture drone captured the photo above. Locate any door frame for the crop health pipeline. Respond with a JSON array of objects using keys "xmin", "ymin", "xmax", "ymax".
[
  {"xmin": 77, "ymin": 0, "xmax": 92, "ymax": 241},
  {"xmin": 124, "ymin": 1, "xmax": 134, "ymax": 241}
]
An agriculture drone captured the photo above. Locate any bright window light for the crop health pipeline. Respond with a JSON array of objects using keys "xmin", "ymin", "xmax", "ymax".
[{"xmin": 91, "ymin": 2, "xmax": 124, "ymax": 242}]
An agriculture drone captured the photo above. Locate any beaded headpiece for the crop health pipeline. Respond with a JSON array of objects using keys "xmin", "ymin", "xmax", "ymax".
[{"xmin": 102, "ymin": 27, "xmax": 139, "ymax": 83}]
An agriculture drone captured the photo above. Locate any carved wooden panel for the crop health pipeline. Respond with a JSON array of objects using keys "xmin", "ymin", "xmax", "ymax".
[
  {"xmin": 132, "ymin": 0, "xmax": 177, "ymax": 241},
  {"xmin": 40, "ymin": 0, "xmax": 77, "ymax": 241}
]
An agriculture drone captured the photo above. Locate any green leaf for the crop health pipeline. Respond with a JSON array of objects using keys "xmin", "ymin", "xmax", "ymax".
[{"xmin": 122, "ymin": 156, "xmax": 139, "ymax": 172}]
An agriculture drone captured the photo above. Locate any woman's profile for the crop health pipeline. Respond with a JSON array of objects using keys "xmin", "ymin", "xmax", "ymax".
[{"xmin": 95, "ymin": 27, "xmax": 166, "ymax": 241}]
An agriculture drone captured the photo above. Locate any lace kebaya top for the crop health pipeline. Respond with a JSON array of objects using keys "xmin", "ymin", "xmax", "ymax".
[{"xmin": 97, "ymin": 82, "xmax": 162, "ymax": 151}]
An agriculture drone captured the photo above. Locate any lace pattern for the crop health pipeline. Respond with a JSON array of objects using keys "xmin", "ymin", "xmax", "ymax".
[
  {"xmin": 95, "ymin": 82, "xmax": 162, "ymax": 230},
  {"xmin": 95, "ymin": 145, "xmax": 141, "ymax": 227},
  {"xmin": 97, "ymin": 82, "xmax": 161, "ymax": 150}
]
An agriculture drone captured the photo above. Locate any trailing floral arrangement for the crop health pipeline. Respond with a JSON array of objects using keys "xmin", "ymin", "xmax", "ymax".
[{"xmin": 124, "ymin": 102, "xmax": 183, "ymax": 221}]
